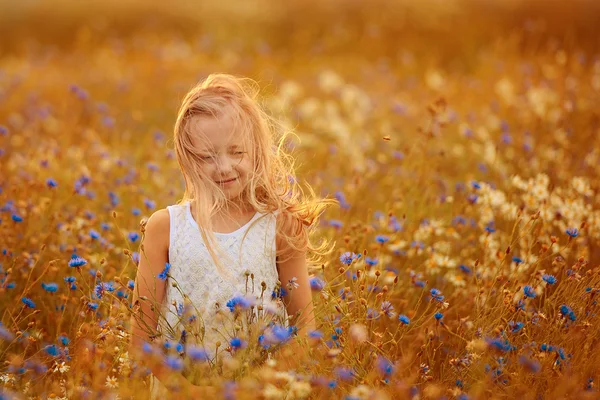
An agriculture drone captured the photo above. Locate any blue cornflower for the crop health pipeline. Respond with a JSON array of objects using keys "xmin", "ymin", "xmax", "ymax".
[
  {"xmin": 128, "ymin": 232, "xmax": 139, "ymax": 243},
  {"xmin": 559, "ymin": 304, "xmax": 576, "ymax": 321},
  {"xmin": 186, "ymin": 345, "xmax": 209, "ymax": 362},
  {"xmin": 430, "ymin": 288, "xmax": 444, "ymax": 302},
  {"xmin": 59, "ymin": 335, "xmax": 70, "ymax": 346},
  {"xmin": 508, "ymin": 321, "xmax": 525, "ymax": 333},
  {"xmin": 165, "ymin": 356, "xmax": 183, "ymax": 370},
  {"xmin": 376, "ymin": 355, "xmax": 395, "ymax": 376},
  {"xmin": 375, "ymin": 235, "xmax": 390, "ymax": 244},
  {"xmin": 542, "ymin": 274, "xmax": 556, "ymax": 285},
  {"xmin": 459, "ymin": 264, "xmax": 472, "ymax": 274},
  {"xmin": 339, "ymin": 252, "xmax": 358, "ymax": 265},
  {"xmin": 512, "ymin": 257, "xmax": 523, "ymax": 264},
  {"xmin": 41, "ymin": 282, "xmax": 59, "ymax": 293},
  {"xmin": 365, "ymin": 256, "xmax": 378, "ymax": 266},
  {"xmin": 46, "ymin": 178, "xmax": 58, "ymax": 188},
  {"xmin": 308, "ymin": 330, "xmax": 323, "ymax": 339},
  {"xmin": 225, "ymin": 295, "xmax": 253, "ymax": 312},
  {"xmin": 143, "ymin": 198, "xmax": 156, "ymax": 209},
  {"xmin": 21, "ymin": 297, "xmax": 36, "ymax": 308},
  {"xmin": 132, "ymin": 208, "xmax": 141, "ymax": 216},
  {"xmin": 131, "ymin": 252, "xmax": 140, "ymax": 265},
  {"xmin": 309, "ymin": 276, "xmax": 325, "ymax": 291},
  {"xmin": 523, "ymin": 285, "xmax": 536, "ymax": 298},
  {"xmin": 127, "ymin": 280, "xmax": 135, "ymax": 290},
  {"xmin": 271, "ymin": 286, "xmax": 287, "ymax": 299},
  {"xmin": 87, "ymin": 302, "xmax": 99, "ymax": 310},
  {"xmin": 11, "ymin": 215, "xmax": 23, "ymax": 222},
  {"xmin": 471, "ymin": 181, "xmax": 481, "ymax": 189},
  {"xmin": 68, "ymin": 253, "xmax": 87, "ymax": 268},
  {"xmin": 270, "ymin": 325, "xmax": 291, "ymax": 343},
  {"xmin": 335, "ymin": 366, "xmax": 354, "ymax": 381},
  {"xmin": 230, "ymin": 337, "xmax": 245, "ymax": 349},
  {"xmin": 89, "ymin": 229, "xmax": 100, "ymax": 240},
  {"xmin": 398, "ymin": 314, "xmax": 410, "ymax": 325},
  {"xmin": 64, "ymin": 276, "xmax": 76, "ymax": 283},
  {"xmin": 45, "ymin": 345, "xmax": 59, "ymax": 357},
  {"xmin": 434, "ymin": 312, "xmax": 444, "ymax": 320},
  {"xmin": 157, "ymin": 263, "xmax": 171, "ymax": 280},
  {"xmin": 329, "ymin": 219, "xmax": 343, "ymax": 228},
  {"xmin": 565, "ymin": 228, "xmax": 579, "ymax": 238}
]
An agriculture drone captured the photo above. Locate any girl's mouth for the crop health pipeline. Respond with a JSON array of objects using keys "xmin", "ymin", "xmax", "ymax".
[{"xmin": 217, "ymin": 177, "xmax": 237, "ymax": 184}]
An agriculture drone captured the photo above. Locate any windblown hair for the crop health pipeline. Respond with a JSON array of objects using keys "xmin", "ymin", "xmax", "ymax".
[{"xmin": 173, "ymin": 73, "xmax": 338, "ymax": 282}]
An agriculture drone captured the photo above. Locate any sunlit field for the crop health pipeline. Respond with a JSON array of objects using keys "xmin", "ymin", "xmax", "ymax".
[{"xmin": 1, "ymin": 0, "xmax": 600, "ymax": 398}]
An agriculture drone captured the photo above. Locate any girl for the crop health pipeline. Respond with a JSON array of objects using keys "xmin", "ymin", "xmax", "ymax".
[{"xmin": 128, "ymin": 73, "xmax": 337, "ymax": 398}]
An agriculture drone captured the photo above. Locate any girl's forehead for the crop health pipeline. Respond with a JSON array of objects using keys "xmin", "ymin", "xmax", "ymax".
[{"xmin": 189, "ymin": 113, "xmax": 247, "ymax": 151}]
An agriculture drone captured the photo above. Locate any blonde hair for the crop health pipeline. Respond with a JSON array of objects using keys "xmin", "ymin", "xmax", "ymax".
[{"xmin": 172, "ymin": 73, "xmax": 338, "ymax": 282}]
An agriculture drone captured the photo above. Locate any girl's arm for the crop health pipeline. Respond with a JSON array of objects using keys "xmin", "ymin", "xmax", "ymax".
[
  {"xmin": 128, "ymin": 209, "xmax": 193, "ymax": 393},
  {"xmin": 275, "ymin": 219, "xmax": 317, "ymax": 337}
]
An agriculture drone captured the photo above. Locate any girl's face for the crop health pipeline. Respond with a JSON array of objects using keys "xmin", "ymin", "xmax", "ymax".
[{"xmin": 189, "ymin": 110, "xmax": 253, "ymax": 203}]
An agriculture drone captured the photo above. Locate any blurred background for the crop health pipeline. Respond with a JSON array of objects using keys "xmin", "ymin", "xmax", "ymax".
[{"xmin": 1, "ymin": 0, "xmax": 600, "ymax": 398}]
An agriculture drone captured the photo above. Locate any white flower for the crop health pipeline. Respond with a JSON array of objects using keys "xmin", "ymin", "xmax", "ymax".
[
  {"xmin": 289, "ymin": 381, "xmax": 312, "ymax": 399},
  {"xmin": 288, "ymin": 277, "xmax": 299, "ymax": 289},
  {"xmin": 105, "ymin": 375, "xmax": 119, "ymax": 388},
  {"xmin": 52, "ymin": 361, "xmax": 70, "ymax": 374},
  {"xmin": 263, "ymin": 383, "xmax": 285, "ymax": 399}
]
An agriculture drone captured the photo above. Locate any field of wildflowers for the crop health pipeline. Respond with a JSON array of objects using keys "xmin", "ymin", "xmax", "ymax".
[{"xmin": 1, "ymin": 0, "xmax": 599, "ymax": 398}]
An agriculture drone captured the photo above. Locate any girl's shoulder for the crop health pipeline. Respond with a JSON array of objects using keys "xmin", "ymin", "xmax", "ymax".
[{"xmin": 141, "ymin": 208, "xmax": 171, "ymax": 252}]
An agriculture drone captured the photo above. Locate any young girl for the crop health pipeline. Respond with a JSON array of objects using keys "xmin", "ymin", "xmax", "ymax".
[{"xmin": 129, "ymin": 73, "xmax": 337, "ymax": 398}]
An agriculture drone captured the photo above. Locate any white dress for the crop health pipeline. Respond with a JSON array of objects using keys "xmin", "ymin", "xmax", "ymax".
[{"xmin": 149, "ymin": 200, "xmax": 286, "ymax": 398}]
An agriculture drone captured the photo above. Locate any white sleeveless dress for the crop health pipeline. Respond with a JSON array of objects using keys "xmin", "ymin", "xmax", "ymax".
[{"xmin": 149, "ymin": 200, "xmax": 286, "ymax": 398}]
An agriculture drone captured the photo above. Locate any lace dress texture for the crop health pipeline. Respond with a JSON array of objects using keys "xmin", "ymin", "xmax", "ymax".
[{"xmin": 149, "ymin": 201, "xmax": 285, "ymax": 398}]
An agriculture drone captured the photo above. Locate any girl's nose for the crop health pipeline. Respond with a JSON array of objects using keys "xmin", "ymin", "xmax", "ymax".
[{"xmin": 216, "ymin": 155, "xmax": 234, "ymax": 173}]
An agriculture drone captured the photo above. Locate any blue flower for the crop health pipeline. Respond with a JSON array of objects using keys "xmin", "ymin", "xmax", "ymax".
[
  {"xmin": 131, "ymin": 252, "xmax": 140, "ymax": 265},
  {"xmin": 271, "ymin": 286, "xmax": 287, "ymax": 299},
  {"xmin": 226, "ymin": 295, "xmax": 253, "ymax": 312},
  {"xmin": 309, "ymin": 277, "xmax": 325, "ymax": 291},
  {"xmin": 144, "ymin": 198, "xmax": 156, "ymax": 209},
  {"xmin": 11, "ymin": 215, "xmax": 23, "ymax": 222},
  {"xmin": 87, "ymin": 302, "xmax": 99, "ymax": 310},
  {"xmin": 565, "ymin": 228, "xmax": 579, "ymax": 238},
  {"xmin": 329, "ymin": 219, "xmax": 343, "ymax": 228},
  {"xmin": 375, "ymin": 235, "xmax": 390, "ymax": 244},
  {"xmin": 157, "ymin": 263, "xmax": 171, "ymax": 280},
  {"xmin": 430, "ymin": 288, "xmax": 444, "ymax": 302},
  {"xmin": 89, "ymin": 230, "xmax": 100, "ymax": 240},
  {"xmin": 68, "ymin": 254, "xmax": 87, "ymax": 268},
  {"xmin": 64, "ymin": 276, "xmax": 76, "ymax": 283},
  {"xmin": 41, "ymin": 282, "xmax": 58, "ymax": 293},
  {"xmin": 434, "ymin": 312, "xmax": 444, "ymax": 320},
  {"xmin": 335, "ymin": 366, "xmax": 354, "ymax": 381},
  {"xmin": 165, "ymin": 356, "xmax": 183, "ymax": 370},
  {"xmin": 542, "ymin": 274, "xmax": 556, "ymax": 285},
  {"xmin": 45, "ymin": 345, "xmax": 59, "ymax": 357},
  {"xmin": 187, "ymin": 345, "xmax": 209, "ymax": 362},
  {"xmin": 398, "ymin": 314, "xmax": 410, "ymax": 325},
  {"xmin": 127, "ymin": 280, "xmax": 135, "ymax": 290},
  {"xmin": 308, "ymin": 330, "xmax": 323, "ymax": 339},
  {"xmin": 46, "ymin": 178, "xmax": 58, "ymax": 188},
  {"xmin": 508, "ymin": 321, "xmax": 525, "ymax": 333},
  {"xmin": 21, "ymin": 297, "xmax": 36, "ymax": 308},
  {"xmin": 339, "ymin": 252, "xmax": 358, "ymax": 265},
  {"xmin": 59, "ymin": 335, "xmax": 70, "ymax": 346},
  {"xmin": 271, "ymin": 325, "xmax": 291, "ymax": 343},
  {"xmin": 559, "ymin": 304, "xmax": 576, "ymax": 321},
  {"xmin": 376, "ymin": 356, "xmax": 395, "ymax": 376},
  {"xmin": 132, "ymin": 208, "xmax": 141, "ymax": 216},
  {"xmin": 512, "ymin": 257, "xmax": 523, "ymax": 264},
  {"xmin": 230, "ymin": 337, "xmax": 246, "ymax": 349},
  {"xmin": 128, "ymin": 232, "xmax": 139, "ymax": 243},
  {"xmin": 365, "ymin": 256, "xmax": 378, "ymax": 266},
  {"xmin": 523, "ymin": 285, "xmax": 536, "ymax": 298},
  {"xmin": 459, "ymin": 265, "xmax": 472, "ymax": 274}
]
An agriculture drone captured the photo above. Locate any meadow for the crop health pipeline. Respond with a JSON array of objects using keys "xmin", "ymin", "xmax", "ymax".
[{"xmin": 0, "ymin": 0, "xmax": 599, "ymax": 398}]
